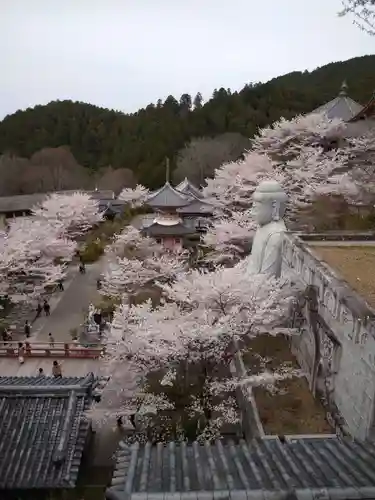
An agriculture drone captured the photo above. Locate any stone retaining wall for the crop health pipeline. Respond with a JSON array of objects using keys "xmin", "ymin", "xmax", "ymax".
[{"xmin": 282, "ymin": 232, "xmax": 375, "ymax": 440}]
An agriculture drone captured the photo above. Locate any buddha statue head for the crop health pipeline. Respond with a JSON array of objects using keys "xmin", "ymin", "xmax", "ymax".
[{"xmin": 251, "ymin": 179, "xmax": 288, "ymax": 226}]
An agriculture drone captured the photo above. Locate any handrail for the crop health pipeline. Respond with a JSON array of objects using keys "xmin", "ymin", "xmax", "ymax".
[
  {"xmin": 1, "ymin": 341, "xmax": 118, "ymax": 347},
  {"xmin": 0, "ymin": 341, "xmax": 106, "ymax": 359}
]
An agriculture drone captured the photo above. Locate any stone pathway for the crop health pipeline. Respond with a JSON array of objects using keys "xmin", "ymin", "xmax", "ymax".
[
  {"xmin": 28, "ymin": 259, "xmax": 104, "ymax": 343},
  {"xmin": 5, "ymin": 266, "xmax": 78, "ymax": 338}
]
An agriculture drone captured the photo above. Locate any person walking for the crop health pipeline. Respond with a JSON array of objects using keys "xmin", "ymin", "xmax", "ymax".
[
  {"xmin": 18, "ymin": 342, "xmax": 25, "ymax": 364},
  {"xmin": 24, "ymin": 320, "xmax": 31, "ymax": 338},
  {"xmin": 52, "ymin": 360, "xmax": 62, "ymax": 378},
  {"xmin": 35, "ymin": 302, "xmax": 42, "ymax": 319},
  {"xmin": 48, "ymin": 332, "xmax": 55, "ymax": 348},
  {"xmin": 43, "ymin": 299, "xmax": 50, "ymax": 316},
  {"xmin": 38, "ymin": 367, "xmax": 45, "ymax": 376},
  {"xmin": 57, "ymin": 279, "xmax": 64, "ymax": 291}
]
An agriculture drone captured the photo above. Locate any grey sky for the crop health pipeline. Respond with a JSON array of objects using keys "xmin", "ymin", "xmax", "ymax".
[{"xmin": 1, "ymin": 0, "xmax": 374, "ymax": 119}]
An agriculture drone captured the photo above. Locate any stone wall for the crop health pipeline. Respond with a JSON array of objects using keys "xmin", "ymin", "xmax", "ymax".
[{"xmin": 281, "ymin": 233, "xmax": 375, "ymax": 440}]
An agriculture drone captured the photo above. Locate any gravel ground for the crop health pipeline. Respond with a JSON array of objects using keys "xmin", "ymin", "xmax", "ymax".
[
  {"xmin": 312, "ymin": 245, "xmax": 375, "ymax": 308},
  {"xmin": 242, "ymin": 335, "xmax": 332, "ymax": 435}
]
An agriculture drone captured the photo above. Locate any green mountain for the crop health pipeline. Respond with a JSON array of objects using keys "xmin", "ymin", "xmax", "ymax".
[{"xmin": 0, "ymin": 54, "xmax": 374, "ymax": 189}]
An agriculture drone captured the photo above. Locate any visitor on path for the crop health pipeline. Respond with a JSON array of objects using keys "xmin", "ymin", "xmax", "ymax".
[
  {"xmin": 35, "ymin": 302, "xmax": 42, "ymax": 319},
  {"xmin": 96, "ymin": 278, "xmax": 101, "ymax": 290},
  {"xmin": 48, "ymin": 332, "xmax": 55, "ymax": 348},
  {"xmin": 52, "ymin": 360, "xmax": 62, "ymax": 378},
  {"xmin": 18, "ymin": 342, "xmax": 25, "ymax": 364},
  {"xmin": 2, "ymin": 328, "xmax": 11, "ymax": 342},
  {"xmin": 38, "ymin": 367, "xmax": 44, "ymax": 376},
  {"xmin": 79, "ymin": 262, "xmax": 86, "ymax": 274},
  {"xmin": 24, "ymin": 320, "xmax": 31, "ymax": 338},
  {"xmin": 43, "ymin": 299, "xmax": 50, "ymax": 316},
  {"xmin": 57, "ymin": 279, "xmax": 64, "ymax": 291}
]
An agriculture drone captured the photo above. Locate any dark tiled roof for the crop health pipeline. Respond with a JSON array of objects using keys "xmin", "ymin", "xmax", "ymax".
[
  {"xmin": 312, "ymin": 82, "xmax": 363, "ymax": 122},
  {"xmin": 0, "ymin": 190, "xmax": 115, "ymax": 214},
  {"xmin": 177, "ymin": 199, "xmax": 214, "ymax": 214},
  {"xmin": 0, "ymin": 193, "xmax": 47, "ymax": 213},
  {"xmin": 106, "ymin": 436, "xmax": 375, "ymax": 500},
  {"xmin": 0, "ymin": 374, "xmax": 97, "ymax": 490},
  {"xmin": 175, "ymin": 178, "xmax": 202, "ymax": 198},
  {"xmin": 142, "ymin": 222, "xmax": 195, "ymax": 237},
  {"xmin": 146, "ymin": 182, "xmax": 192, "ymax": 208},
  {"xmin": 349, "ymin": 93, "xmax": 375, "ymax": 122}
]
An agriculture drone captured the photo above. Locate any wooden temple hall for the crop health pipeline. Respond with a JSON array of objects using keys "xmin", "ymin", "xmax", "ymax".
[{"xmin": 140, "ymin": 161, "xmax": 214, "ymax": 251}]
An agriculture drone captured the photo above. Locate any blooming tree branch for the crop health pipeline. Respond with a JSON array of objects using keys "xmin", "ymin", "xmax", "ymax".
[
  {"xmin": 32, "ymin": 191, "xmax": 104, "ymax": 238},
  {"xmin": 118, "ymin": 184, "xmax": 150, "ymax": 208}
]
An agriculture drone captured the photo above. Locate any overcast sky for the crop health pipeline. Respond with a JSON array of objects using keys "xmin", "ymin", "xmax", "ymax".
[{"xmin": 0, "ymin": 0, "xmax": 374, "ymax": 119}]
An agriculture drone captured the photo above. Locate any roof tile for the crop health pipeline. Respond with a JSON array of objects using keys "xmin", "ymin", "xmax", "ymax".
[
  {"xmin": 107, "ymin": 436, "xmax": 375, "ymax": 500},
  {"xmin": 0, "ymin": 375, "xmax": 97, "ymax": 490}
]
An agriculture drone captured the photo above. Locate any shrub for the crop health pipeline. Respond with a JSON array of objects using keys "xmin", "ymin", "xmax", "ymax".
[
  {"xmin": 95, "ymin": 296, "xmax": 121, "ymax": 319},
  {"xmin": 80, "ymin": 239, "xmax": 106, "ymax": 263}
]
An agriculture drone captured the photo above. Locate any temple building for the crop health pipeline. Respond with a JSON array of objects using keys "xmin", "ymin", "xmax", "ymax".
[
  {"xmin": 0, "ymin": 374, "xmax": 99, "ymax": 500},
  {"xmin": 311, "ymin": 81, "xmax": 364, "ymax": 121},
  {"xmin": 106, "ymin": 436, "xmax": 375, "ymax": 500},
  {"xmin": 141, "ymin": 169, "xmax": 213, "ymax": 251},
  {"xmin": 346, "ymin": 90, "xmax": 375, "ymax": 136}
]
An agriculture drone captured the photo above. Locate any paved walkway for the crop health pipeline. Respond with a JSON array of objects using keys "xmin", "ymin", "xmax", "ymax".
[{"xmin": 29, "ymin": 259, "xmax": 104, "ymax": 343}]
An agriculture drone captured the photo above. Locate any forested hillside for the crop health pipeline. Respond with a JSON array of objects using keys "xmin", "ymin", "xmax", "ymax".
[{"xmin": 0, "ymin": 54, "xmax": 374, "ymax": 189}]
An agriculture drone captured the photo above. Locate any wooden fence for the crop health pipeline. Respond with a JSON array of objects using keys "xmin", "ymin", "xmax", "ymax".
[{"xmin": 0, "ymin": 341, "xmax": 105, "ymax": 359}]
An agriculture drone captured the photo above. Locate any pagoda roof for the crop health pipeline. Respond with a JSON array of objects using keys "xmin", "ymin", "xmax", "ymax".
[
  {"xmin": 142, "ymin": 221, "xmax": 194, "ymax": 237},
  {"xmin": 146, "ymin": 182, "xmax": 192, "ymax": 208},
  {"xmin": 175, "ymin": 177, "xmax": 202, "ymax": 198},
  {"xmin": 312, "ymin": 81, "xmax": 363, "ymax": 122},
  {"xmin": 177, "ymin": 198, "xmax": 214, "ymax": 214},
  {"xmin": 349, "ymin": 92, "xmax": 375, "ymax": 122}
]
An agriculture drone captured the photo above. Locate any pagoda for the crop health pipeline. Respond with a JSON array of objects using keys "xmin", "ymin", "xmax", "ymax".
[
  {"xmin": 141, "ymin": 162, "xmax": 213, "ymax": 250},
  {"xmin": 311, "ymin": 81, "xmax": 363, "ymax": 122}
]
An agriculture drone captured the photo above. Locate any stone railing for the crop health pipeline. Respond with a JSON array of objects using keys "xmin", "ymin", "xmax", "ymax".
[
  {"xmin": 230, "ymin": 340, "xmax": 265, "ymax": 439},
  {"xmin": 282, "ymin": 232, "xmax": 375, "ymax": 440}
]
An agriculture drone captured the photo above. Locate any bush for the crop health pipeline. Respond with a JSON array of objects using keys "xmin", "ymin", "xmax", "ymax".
[
  {"xmin": 95, "ymin": 296, "xmax": 121, "ymax": 319},
  {"xmin": 80, "ymin": 240, "xmax": 106, "ymax": 263}
]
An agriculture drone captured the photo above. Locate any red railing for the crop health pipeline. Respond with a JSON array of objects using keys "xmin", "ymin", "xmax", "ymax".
[{"xmin": 0, "ymin": 341, "xmax": 105, "ymax": 359}]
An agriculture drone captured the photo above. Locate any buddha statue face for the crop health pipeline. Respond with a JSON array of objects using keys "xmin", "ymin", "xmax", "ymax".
[
  {"xmin": 251, "ymin": 180, "xmax": 287, "ymax": 227},
  {"xmin": 252, "ymin": 200, "xmax": 274, "ymax": 226}
]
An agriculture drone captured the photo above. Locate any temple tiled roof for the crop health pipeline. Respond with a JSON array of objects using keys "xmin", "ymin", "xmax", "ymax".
[
  {"xmin": 349, "ymin": 92, "xmax": 375, "ymax": 122},
  {"xmin": 0, "ymin": 374, "xmax": 98, "ymax": 490},
  {"xmin": 312, "ymin": 81, "xmax": 363, "ymax": 122},
  {"xmin": 142, "ymin": 222, "xmax": 195, "ymax": 237},
  {"xmin": 146, "ymin": 182, "xmax": 192, "ymax": 208},
  {"xmin": 177, "ymin": 198, "xmax": 214, "ymax": 214},
  {"xmin": 106, "ymin": 436, "xmax": 375, "ymax": 500},
  {"xmin": 0, "ymin": 190, "xmax": 115, "ymax": 215},
  {"xmin": 175, "ymin": 178, "xmax": 202, "ymax": 198}
]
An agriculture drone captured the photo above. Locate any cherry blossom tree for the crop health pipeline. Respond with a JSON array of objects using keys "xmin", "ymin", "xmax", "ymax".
[
  {"xmin": 31, "ymin": 191, "xmax": 104, "ymax": 238},
  {"xmin": 118, "ymin": 184, "xmax": 150, "ymax": 208},
  {"xmin": 100, "ymin": 225, "xmax": 188, "ymax": 299},
  {"xmin": 202, "ymin": 113, "xmax": 366, "ymax": 258},
  {"xmin": 92, "ymin": 265, "xmax": 300, "ymax": 438},
  {"xmin": 339, "ymin": 0, "xmax": 375, "ymax": 35},
  {"xmin": 0, "ymin": 217, "xmax": 76, "ymax": 301}
]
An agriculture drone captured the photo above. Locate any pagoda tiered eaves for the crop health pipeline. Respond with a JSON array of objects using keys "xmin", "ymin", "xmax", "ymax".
[{"xmin": 146, "ymin": 181, "xmax": 192, "ymax": 208}]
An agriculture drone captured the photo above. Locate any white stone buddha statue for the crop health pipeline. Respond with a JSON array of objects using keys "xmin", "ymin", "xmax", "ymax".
[{"xmin": 245, "ymin": 179, "xmax": 287, "ymax": 278}]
